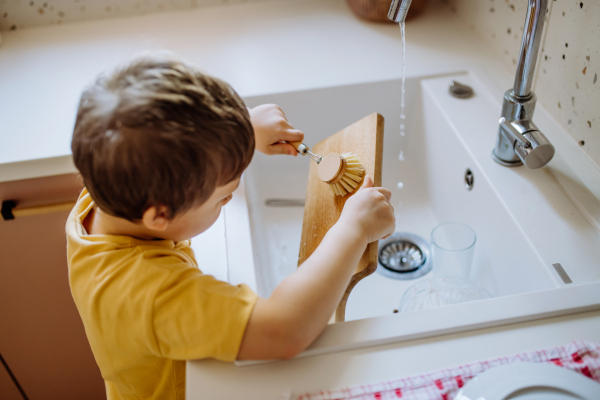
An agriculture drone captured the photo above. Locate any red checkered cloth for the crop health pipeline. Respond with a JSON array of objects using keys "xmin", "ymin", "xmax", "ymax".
[{"xmin": 296, "ymin": 340, "xmax": 600, "ymax": 400}]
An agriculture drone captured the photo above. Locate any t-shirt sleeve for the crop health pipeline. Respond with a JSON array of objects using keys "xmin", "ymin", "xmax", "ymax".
[{"xmin": 152, "ymin": 265, "xmax": 258, "ymax": 362}]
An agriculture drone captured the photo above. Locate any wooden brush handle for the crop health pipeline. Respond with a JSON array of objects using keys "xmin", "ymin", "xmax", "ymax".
[{"xmin": 289, "ymin": 141, "xmax": 308, "ymax": 155}]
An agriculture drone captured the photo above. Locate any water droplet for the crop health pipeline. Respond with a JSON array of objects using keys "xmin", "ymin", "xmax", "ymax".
[
  {"xmin": 313, "ymin": 234, "xmax": 317, "ymax": 237},
  {"xmin": 400, "ymin": 124, "xmax": 405, "ymax": 130},
  {"xmin": 400, "ymin": 131, "xmax": 405, "ymax": 136},
  {"xmin": 398, "ymin": 151, "xmax": 405, "ymax": 161},
  {"xmin": 397, "ymin": 182, "xmax": 404, "ymax": 189},
  {"xmin": 400, "ymin": 113, "xmax": 406, "ymax": 119}
]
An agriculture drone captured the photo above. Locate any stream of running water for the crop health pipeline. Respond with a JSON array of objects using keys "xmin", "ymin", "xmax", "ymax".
[{"xmin": 399, "ymin": 21, "xmax": 406, "ymax": 140}]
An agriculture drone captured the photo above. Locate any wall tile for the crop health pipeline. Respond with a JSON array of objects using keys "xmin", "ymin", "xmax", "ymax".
[
  {"xmin": 0, "ymin": 0, "xmax": 195, "ymax": 30},
  {"xmin": 0, "ymin": 0, "xmax": 285, "ymax": 31},
  {"xmin": 441, "ymin": 0, "xmax": 530, "ymax": 73},
  {"xmin": 441, "ymin": 0, "xmax": 599, "ymax": 166},
  {"xmin": 537, "ymin": 0, "xmax": 600, "ymax": 164}
]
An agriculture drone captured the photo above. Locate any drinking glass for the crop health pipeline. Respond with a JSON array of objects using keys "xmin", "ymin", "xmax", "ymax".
[{"xmin": 431, "ymin": 222, "xmax": 476, "ymax": 280}]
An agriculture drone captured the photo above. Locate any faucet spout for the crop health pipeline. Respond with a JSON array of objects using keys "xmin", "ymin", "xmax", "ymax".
[
  {"xmin": 513, "ymin": 0, "xmax": 548, "ymax": 98},
  {"xmin": 388, "ymin": 0, "xmax": 412, "ymax": 23}
]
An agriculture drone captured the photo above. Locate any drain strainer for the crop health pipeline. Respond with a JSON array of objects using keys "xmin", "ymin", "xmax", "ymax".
[{"xmin": 377, "ymin": 233, "xmax": 432, "ymax": 280}]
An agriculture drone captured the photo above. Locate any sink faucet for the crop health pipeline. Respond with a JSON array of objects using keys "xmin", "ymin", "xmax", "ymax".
[{"xmin": 389, "ymin": 0, "xmax": 555, "ymax": 169}]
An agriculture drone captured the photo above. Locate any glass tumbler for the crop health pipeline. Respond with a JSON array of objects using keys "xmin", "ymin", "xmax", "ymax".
[{"xmin": 431, "ymin": 222, "xmax": 476, "ymax": 280}]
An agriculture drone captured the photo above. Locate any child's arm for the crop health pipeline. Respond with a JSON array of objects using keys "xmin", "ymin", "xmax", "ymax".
[
  {"xmin": 249, "ymin": 104, "xmax": 304, "ymax": 156},
  {"xmin": 237, "ymin": 176, "xmax": 395, "ymax": 360}
]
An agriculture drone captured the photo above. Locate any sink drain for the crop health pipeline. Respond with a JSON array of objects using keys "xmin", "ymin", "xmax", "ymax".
[{"xmin": 377, "ymin": 233, "xmax": 432, "ymax": 280}]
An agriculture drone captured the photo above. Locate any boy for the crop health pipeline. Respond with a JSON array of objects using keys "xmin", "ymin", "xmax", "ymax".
[{"xmin": 67, "ymin": 54, "xmax": 395, "ymax": 399}]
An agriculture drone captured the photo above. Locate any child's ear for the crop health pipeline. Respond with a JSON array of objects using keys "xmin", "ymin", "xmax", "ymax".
[{"xmin": 141, "ymin": 205, "xmax": 170, "ymax": 232}]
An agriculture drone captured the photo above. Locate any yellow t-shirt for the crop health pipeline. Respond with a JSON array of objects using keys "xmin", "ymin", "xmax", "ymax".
[{"xmin": 66, "ymin": 189, "xmax": 258, "ymax": 399}]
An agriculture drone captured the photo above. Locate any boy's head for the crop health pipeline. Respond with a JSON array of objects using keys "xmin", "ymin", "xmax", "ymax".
[{"xmin": 72, "ymin": 54, "xmax": 254, "ymax": 239}]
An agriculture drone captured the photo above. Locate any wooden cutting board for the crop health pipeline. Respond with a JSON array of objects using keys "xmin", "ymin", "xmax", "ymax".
[{"xmin": 297, "ymin": 112, "xmax": 384, "ymax": 322}]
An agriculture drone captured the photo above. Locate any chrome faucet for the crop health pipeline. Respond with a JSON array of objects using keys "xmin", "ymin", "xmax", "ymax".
[
  {"xmin": 389, "ymin": 0, "xmax": 555, "ymax": 169},
  {"xmin": 388, "ymin": 0, "xmax": 412, "ymax": 22}
]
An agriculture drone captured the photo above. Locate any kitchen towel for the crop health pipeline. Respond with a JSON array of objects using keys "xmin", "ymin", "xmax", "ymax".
[{"xmin": 296, "ymin": 340, "xmax": 600, "ymax": 400}]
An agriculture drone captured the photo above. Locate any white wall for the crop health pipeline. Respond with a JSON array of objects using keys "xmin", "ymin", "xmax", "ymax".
[{"xmin": 441, "ymin": 0, "xmax": 599, "ymax": 167}]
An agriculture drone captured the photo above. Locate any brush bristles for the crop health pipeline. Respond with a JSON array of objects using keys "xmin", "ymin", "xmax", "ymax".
[{"xmin": 329, "ymin": 153, "xmax": 365, "ymax": 196}]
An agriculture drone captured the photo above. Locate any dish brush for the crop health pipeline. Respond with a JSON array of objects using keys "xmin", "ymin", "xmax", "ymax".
[{"xmin": 291, "ymin": 142, "xmax": 365, "ymax": 196}]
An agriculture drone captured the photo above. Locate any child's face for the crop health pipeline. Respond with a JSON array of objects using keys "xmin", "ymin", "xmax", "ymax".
[{"xmin": 160, "ymin": 178, "xmax": 240, "ymax": 242}]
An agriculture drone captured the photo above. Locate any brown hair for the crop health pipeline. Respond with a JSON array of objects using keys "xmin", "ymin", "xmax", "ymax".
[{"xmin": 72, "ymin": 55, "xmax": 254, "ymax": 221}]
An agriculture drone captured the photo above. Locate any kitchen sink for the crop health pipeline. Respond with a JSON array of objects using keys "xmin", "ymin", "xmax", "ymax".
[{"xmin": 221, "ymin": 72, "xmax": 600, "ymax": 361}]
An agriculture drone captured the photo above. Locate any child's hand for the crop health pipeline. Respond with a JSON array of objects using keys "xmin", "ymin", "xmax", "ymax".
[
  {"xmin": 338, "ymin": 176, "xmax": 396, "ymax": 243},
  {"xmin": 249, "ymin": 104, "xmax": 304, "ymax": 156}
]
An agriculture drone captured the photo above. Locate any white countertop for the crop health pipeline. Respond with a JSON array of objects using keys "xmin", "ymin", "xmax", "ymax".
[
  {"xmin": 188, "ymin": 310, "xmax": 600, "ymax": 400},
  {"xmin": 2, "ymin": 0, "xmax": 597, "ymax": 398}
]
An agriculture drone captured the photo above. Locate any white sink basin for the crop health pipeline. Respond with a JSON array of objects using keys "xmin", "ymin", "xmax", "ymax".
[{"xmin": 232, "ymin": 72, "xmax": 600, "ymax": 360}]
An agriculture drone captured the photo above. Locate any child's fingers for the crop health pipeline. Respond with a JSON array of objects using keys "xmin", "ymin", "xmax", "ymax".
[
  {"xmin": 276, "ymin": 105, "xmax": 288, "ymax": 120},
  {"xmin": 359, "ymin": 176, "xmax": 392, "ymax": 201},
  {"xmin": 359, "ymin": 175, "xmax": 374, "ymax": 189},
  {"xmin": 280, "ymin": 129, "xmax": 304, "ymax": 143},
  {"xmin": 375, "ymin": 187, "xmax": 392, "ymax": 201},
  {"xmin": 270, "ymin": 143, "xmax": 298, "ymax": 156}
]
